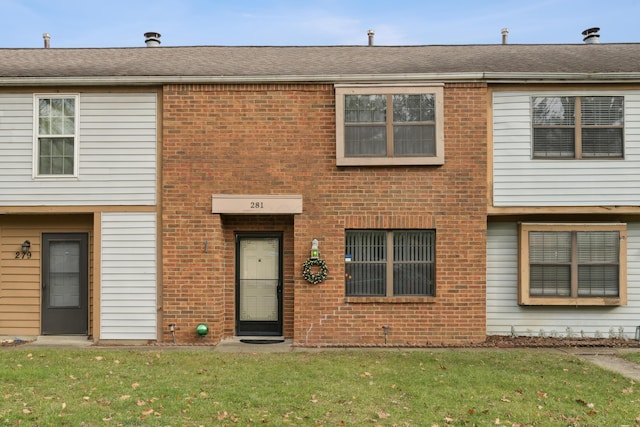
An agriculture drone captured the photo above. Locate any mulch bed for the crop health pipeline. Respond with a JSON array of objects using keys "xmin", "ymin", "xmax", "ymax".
[
  {"xmin": 481, "ymin": 335, "xmax": 640, "ymax": 348},
  {"xmin": 0, "ymin": 339, "xmax": 31, "ymax": 347}
]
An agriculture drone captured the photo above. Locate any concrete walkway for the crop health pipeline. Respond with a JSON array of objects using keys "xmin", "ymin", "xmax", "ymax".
[{"xmin": 559, "ymin": 348, "xmax": 640, "ymax": 381}]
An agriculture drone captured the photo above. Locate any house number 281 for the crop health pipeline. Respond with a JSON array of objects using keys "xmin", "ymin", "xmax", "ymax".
[{"xmin": 250, "ymin": 202, "xmax": 264, "ymax": 209}]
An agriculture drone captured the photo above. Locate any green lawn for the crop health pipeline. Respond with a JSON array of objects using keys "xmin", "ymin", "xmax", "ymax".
[{"xmin": 1, "ymin": 348, "xmax": 639, "ymax": 426}]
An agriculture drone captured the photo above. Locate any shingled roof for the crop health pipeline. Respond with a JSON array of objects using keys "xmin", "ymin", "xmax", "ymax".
[{"xmin": 1, "ymin": 44, "xmax": 639, "ymax": 84}]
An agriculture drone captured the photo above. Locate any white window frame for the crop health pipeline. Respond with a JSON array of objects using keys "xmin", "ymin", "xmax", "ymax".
[
  {"xmin": 33, "ymin": 94, "xmax": 79, "ymax": 179},
  {"xmin": 518, "ymin": 223, "xmax": 627, "ymax": 306},
  {"xmin": 335, "ymin": 84, "xmax": 444, "ymax": 166}
]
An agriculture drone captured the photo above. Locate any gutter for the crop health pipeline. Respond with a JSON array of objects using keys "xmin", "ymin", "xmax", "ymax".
[{"xmin": 0, "ymin": 72, "xmax": 639, "ymax": 86}]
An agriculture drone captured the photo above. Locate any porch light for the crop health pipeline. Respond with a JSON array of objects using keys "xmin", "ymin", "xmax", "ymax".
[
  {"xmin": 310, "ymin": 239, "xmax": 319, "ymax": 259},
  {"xmin": 21, "ymin": 240, "xmax": 31, "ymax": 255}
]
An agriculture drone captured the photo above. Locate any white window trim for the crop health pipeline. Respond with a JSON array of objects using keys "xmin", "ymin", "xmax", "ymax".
[
  {"xmin": 335, "ymin": 84, "xmax": 444, "ymax": 166},
  {"xmin": 33, "ymin": 94, "xmax": 80, "ymax": 179},
  {"xmin": 518, "ymin": 222, "xmax": 627, "ymax": 306}
]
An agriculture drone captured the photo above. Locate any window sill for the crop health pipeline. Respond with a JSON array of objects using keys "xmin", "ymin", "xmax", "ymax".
[
  {"xmin": 345, "ymin": 296, "xmax": 436, "ymax": 304},
  {"xmin": 337, "ymin": 156, "xmax": 444, "ymax": 167},
  {"xmin": 519, "ymin": 297, "xmax": 624, "ymax": 306},
  {"xmin": 33, "ymin": 175, "xmax": 79, "ymax": 180}
]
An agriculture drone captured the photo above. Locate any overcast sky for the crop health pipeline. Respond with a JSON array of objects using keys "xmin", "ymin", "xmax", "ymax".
[{"xmin": 1, "ymin": 0, "xmax": 637, "ymax": 48}]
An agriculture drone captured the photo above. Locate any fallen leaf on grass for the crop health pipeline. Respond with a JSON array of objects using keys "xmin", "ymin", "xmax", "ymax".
[
  {"xmin": 136, "ymin": 400, "xmax": 146, "ymax": 407},
  {"xmin": 140, "ymin": 408, "xmax": 157, "ymax": 420},
  {"xmin": 310, "ymin": 395, "xmax": 319, "ymax": 403},
  {"xmin": 576, "ymin": 399, "xmax": 594, "ymax": 407},
  {"xmin": 22, "ymin": 408, "xmax": 32, "ymax": 414},
  {"xmin": 131, "ymin": 382, "xmax": 140, "ymax": 389},
  {"xmin": 537, "ymin": 390, "xmax": 548, "ymax": 398},
  {"xmin": 377, "ymin": 411, "xmax": 390, "ymax": 419},
  {"xmin": 119, "ymin": 395, "xmax": 130, "ymax": 400},
  {"xmin": 95, "ymin": 356, "xmax": 104, "ymax": 361},
  {"xmin": 217, "ymin": 411, "xmax": 228, "ymax": 420}
]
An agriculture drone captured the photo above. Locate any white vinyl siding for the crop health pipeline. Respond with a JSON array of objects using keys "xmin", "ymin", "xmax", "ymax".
[
  {"xmin": 0, "ymin": 93, "xmax": 156, "ymax": 205},
  {"xmin": 100, "ymin": 212, "xmax": 157, "ymax": 340},
  {"xmin": 493, "ymin": 91, "xmax": 640, "ymax": 206},
  {"xmin": 487, "ymin": 222, "xmax": 640, "ymax": 339}
]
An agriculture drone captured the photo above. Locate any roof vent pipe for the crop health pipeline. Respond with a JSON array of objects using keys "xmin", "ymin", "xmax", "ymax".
[
  {"xmin": 144, "ymin": 32, "xmax": 161, "ymax": 47},
  {"xmin": 367, "ymin": 29, "xmax": 374, "ymax": 46},
  {"xmin": 43, "ymin": 33, "xmax": 50, "ymax": 48},
  {"xmin": 582, "ymin": 27, "xmax": 600, "ymax": 44},
  {"xmin": 501, "ymin": 28, "xmax": 509, "ymax": 45}
]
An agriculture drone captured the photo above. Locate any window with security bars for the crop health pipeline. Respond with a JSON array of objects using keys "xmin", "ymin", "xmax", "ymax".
[
  {"xmin": 532, "ymin": 96, "xmax": 624, "ymax": 159},
  {"xmin": 35, "ymin": 95, "xmax": 77, "ymax": 176},
  {"xmin": 335, "ymin": 85, "xmax": 444, "ymax": 166},
  {"xmin": 345, "ymin": 230, "xmax": 435, "ymax": 297},
  {"xmin": 519, "ymin": 223, "xmax": 626, "ymax": 306}
]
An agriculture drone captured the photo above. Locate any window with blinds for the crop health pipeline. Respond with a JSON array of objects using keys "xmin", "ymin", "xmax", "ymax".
[
  {"xmin": 335, "ymin": 85, "xmax": 444, "ymax": 166},
  {"xmin": 532, "ymin": 96, "xmax": 624, "ymax": 159},
  {"xmin": 345, "ymin": 230, "xmax": 435, "ymax": 297},
  {"xmin": 343, "ymin": 94, "xmax": 436, "ymax": 157},
  {"xmin": 519, "ymin": 223, "xmax": 626, "ymax": 306}
]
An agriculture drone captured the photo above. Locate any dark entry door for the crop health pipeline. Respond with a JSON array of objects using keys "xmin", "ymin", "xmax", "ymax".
[
  {"xmin": 236, "ymin": 233, "xmax": 283, "ymax": 336},
  {"xmin": 41, "ymin": 233, "xmax": 88, "ymax": 335}
]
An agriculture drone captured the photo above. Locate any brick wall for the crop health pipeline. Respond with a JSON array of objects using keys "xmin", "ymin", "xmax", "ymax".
[{"xmin": 162, "ymin": 82, "xmax": 488, "ymax": 346}]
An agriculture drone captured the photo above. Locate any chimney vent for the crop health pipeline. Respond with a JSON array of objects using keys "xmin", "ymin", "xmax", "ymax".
[
  {"xmin": 501, "ymin": 28, "xmax": 509, "ymax": 45},
  {"xmin": 43, "ymin": 33, "xmax": 50, "ymax": 49},
  {"xmin": 582, "ymin": 27, "xmax": 600, "ymax": 44},
  {"xmin": 144, "ymin": 32, "xmax": 161, "ymax": 47},
  {"xmin": 367, "ymin": 29, "xmax": 374, "ymax": 46}
]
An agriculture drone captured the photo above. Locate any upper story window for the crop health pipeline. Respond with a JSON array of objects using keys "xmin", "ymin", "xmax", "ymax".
[
  {"xmin": 34, "ymin": 95, "xmax": 78, "ymax": 177},
  {"xmin": 519, "ymin": 223, "xmax": 626, "ymax": 306},
  {"xmin": 532, "ymin": 96, "xmax": 624, "ymax": 159},
  {"xmin": 345, "ymin": 230, "xmax": 435, "ymax": 297},
  {"xmin": 335, "ymin": 85, "xmax": 444, "ymax": 166}
]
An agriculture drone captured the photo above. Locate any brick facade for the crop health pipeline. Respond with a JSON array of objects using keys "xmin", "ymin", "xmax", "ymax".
[{"xmin": 161, "ymin": 82, "xmax": 487, "ymax": 346}]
